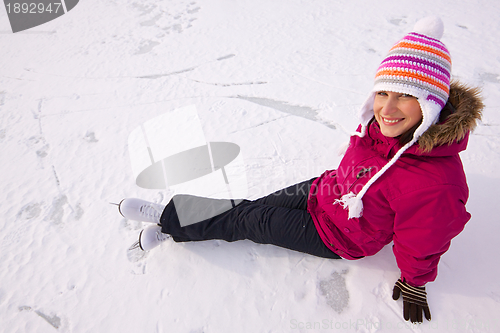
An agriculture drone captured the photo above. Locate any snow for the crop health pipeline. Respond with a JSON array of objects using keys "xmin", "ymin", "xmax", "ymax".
[{"xmin": 1, "ymin": 0, "xmax": 500, "ymax": 332}]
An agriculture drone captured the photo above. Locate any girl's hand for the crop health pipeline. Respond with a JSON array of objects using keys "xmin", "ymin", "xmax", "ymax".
[{"xmin": 392, "ymin": 279, "xmax": 431, "ymax": 323}]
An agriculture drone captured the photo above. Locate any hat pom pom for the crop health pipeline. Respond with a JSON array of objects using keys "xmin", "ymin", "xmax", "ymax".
[{"xmin": 413, "ymin": 16, "xmax": 444, "ymax": 40}]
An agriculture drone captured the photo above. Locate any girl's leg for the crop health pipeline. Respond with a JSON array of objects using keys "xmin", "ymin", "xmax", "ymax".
[
  {"xmin": 160, "ymin": 194, "xmax": 340, "ymax": 259},
  {"xmin": 160, "ymin": 178, "xmax": 316, "ymax": 231},
  {"xmin": 252, "ymin": 177, "xmax": 316, "ymax": 210}
]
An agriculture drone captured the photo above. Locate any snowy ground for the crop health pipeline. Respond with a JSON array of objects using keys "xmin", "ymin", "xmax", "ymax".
[{"xmin": 1, "ymin": 0, "xmax": 500, "ymax": 332}]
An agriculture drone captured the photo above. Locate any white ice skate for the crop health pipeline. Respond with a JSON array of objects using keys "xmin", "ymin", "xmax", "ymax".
[
  {"xmin": 118, "ymin": 198, "xmax": 165, "ymax": 223},
  {"xmin": 136, "ymin": 224, "xmax": 170, "ymax": 251}
]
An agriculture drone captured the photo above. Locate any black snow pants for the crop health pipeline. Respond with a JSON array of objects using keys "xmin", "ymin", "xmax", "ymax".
[{"xmin": 160, "ymin": 177, "xmax": 341, "ymax": 259}]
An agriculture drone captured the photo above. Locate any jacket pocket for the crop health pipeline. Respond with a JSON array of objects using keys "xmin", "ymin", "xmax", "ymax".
[{"xmin": 322, "ymin": 212, "xmax": 368, "ymax": 258}]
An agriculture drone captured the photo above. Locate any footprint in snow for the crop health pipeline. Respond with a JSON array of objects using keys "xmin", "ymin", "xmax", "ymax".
[
  {"xmin": 17, "ymin": 202, "xmax": 43, "ymax": 220},
  {"xmin": 132, "ymin": 0, "xmax": 200, "ymax": 36},
  {"xmin": 318, "ymin": 270, "xmax": 349, "ymax": 314},
  {"xmin": 47, "ymin": 195, "xmax": 68, "ymax": 225},
  {"xmin": 36, "ymin": 144, "xmax": 50, "ymax": 158},
  {"xmin": 18, "ymin": 306, "xmax": 63, "ymax": 330},
  {"xmin": 83, "ymin": 131, "xmax": 98, "ymax": 143}
]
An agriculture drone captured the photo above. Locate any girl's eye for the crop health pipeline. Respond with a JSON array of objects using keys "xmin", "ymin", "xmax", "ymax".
[
  {"xmin": 401, "ymin": 93, "xmax": 416, "ymax": 98},
  {"xmin": 377, "ymin": 91, "xmax": 388, "ymax": 96}
]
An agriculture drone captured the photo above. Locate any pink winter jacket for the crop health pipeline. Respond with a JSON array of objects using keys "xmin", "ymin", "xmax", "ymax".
[{"xmin": 307, "ymin": 82, "xmax": 483, "ymax": 287}]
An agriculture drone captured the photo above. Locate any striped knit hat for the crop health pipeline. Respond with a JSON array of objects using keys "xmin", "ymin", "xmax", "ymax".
[{"xmin": 336, "ymin": 16, "xmax": 452, "ymax": 219}]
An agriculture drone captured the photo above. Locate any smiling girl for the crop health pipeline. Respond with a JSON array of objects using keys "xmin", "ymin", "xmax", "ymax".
[{"xmin": 117, "ymin": 17, "xmax": 483, "ymax": 324}]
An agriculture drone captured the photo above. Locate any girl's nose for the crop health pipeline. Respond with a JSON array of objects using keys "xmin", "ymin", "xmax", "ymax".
[{"xmin": 380, "ymin": 97, "xmax": 398, "ymax": 116}]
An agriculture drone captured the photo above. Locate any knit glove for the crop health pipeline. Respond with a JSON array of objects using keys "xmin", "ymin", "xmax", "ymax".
[{"xmin": 392, "ymin": 279, "xmax": 431, "ymax": 323}]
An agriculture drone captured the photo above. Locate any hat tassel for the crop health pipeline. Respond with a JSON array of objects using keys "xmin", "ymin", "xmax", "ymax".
[{"xmin": 334, "ymin": 192, "xmax": 364, "ymax": 219}]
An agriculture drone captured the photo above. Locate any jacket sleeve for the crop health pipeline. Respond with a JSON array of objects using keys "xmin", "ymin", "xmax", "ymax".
[{"xmin": 390, "ymin": 184, "xmax": 471, "ymax": 287}]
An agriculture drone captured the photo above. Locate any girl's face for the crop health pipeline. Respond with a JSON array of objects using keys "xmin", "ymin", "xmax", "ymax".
[{"xmin": 373, "ymin": 91, "xmax": 423, "ymax": 138}]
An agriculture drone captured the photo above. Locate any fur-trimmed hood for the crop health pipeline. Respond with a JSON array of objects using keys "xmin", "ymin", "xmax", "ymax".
[{"xmin": 417, "ymin": 80, "xmax": 484, "ymax": 153}]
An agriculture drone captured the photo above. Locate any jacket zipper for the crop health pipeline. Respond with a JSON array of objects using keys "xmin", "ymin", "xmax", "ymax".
[
  {"xmin": 356, "ymin": 167, "xmax": 374, "ymax": 179},
  {"xmin": 348, "ymin": 167, "xmax": 374, "ymax": 192}
]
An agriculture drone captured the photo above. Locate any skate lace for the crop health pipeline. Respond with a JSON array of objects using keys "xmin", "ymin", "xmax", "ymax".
[{"xmin": 139, "ymin": 204, "xmax": 163, "ymax": 220}]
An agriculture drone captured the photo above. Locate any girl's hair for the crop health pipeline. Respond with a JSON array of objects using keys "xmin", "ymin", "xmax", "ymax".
[{"xmin": 368, "ymin": 100, "xmax": 456, "ymax": 146}]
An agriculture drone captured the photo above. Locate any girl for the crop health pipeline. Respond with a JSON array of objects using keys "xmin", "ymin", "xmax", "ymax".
[{"xmin": 117, "ymin": 16, "xmax": 483, "ymax": 323}]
